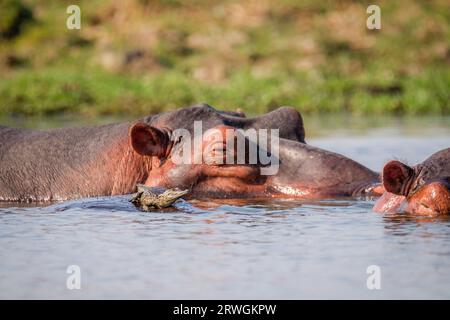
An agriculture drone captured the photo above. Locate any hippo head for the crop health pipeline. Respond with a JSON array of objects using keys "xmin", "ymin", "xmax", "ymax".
[
  {"xmin": 129, "ymin": 121, "xmax": 265, "ymax": 198},
  {"xmin": 126, "ymin": 103, "xmax": 380, "ymax": 200},
  {"xmin": 374, "ymin": 148, "xmax": 450, "ymax": 215},
  {"xmin": 126, "ymin": 103, "xmax": 301, "ymax": 198},
  {"xmin": 128, "ymin": 127, "xmax": 381, "ymax": 199}
]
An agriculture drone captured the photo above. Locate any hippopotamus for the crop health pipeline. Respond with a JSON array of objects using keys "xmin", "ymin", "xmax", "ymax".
[
  {"xmin": 373, "ymin": 148, "xmax": 450, "ymax": 216},
  {"xmin": 0, "ymin": 103, "xmax": 380, "ymax": 202}
]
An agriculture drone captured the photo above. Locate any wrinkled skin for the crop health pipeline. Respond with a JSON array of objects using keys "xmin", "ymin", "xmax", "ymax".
[
  {"xmin": 0, "ymin": 103, "xmax": 379, "ymax": 202},
  {"xmin": 181, "ymin": 136, "xmax": 381, "ymax": 199},
  {"xmin": 266, "ymin": 139, "xmax": 380, "ymax": 198},
  {"xmin": 373, "ymin": 148, "xmax": 450, "ymax": 216}
]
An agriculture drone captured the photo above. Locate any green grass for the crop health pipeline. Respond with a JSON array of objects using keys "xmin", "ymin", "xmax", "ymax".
[
  {"xmin": 3, "ymin": 66, "xmax": 448, "ymax": 116},
  {"xmin": 0, "ymin": 0, "xmax": 449, "ymax": 117}
]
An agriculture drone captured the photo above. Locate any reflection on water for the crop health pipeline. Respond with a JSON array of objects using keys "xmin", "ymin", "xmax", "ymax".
[{"xmin": 0, "ymin": 116, "xmax": 449, "ymax": 299}]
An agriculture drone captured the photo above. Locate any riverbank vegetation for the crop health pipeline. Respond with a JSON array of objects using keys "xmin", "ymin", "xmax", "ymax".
[{"xmin": 0, "ymin": 0, "xmax": 449, "ymax": 117}]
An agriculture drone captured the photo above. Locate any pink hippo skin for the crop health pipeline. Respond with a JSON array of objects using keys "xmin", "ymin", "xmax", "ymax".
[{"xmin": 374, "ymin": 148, "xmax": 450, "ymax": 216}]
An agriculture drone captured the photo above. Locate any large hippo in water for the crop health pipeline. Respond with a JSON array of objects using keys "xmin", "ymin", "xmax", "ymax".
[
  {"xmin": 373, "ymin": 148, "xmax": 450, "ymax": 216},
  {"xmin": 0, "ymin": 103, "xmax": 380, "ymax": 202}
]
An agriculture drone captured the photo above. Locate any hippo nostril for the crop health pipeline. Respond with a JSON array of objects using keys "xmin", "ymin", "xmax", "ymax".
[{"xmin": 419, "ymin": 202, "xmax": 431, "ymax": 210}]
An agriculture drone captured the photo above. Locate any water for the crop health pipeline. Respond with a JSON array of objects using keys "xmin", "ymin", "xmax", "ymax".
[{"xmin": 0, "ymin": 116, "xmax": 449, "ymax": 299}]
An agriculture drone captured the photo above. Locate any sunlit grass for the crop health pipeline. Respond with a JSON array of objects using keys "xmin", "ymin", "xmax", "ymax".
[{"xmin": 0, "ymin": 0, "xmax": 449, "ymax": 116}]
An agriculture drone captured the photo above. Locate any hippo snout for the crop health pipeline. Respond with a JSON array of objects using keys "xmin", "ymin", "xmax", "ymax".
[{"xmin": 405, "ymin": 179, "xmax": 450, "ymax": 215}]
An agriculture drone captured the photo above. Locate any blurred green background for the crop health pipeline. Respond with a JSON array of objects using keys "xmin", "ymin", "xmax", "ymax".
[{"xmin": 0, "ymin": 0, "xmax": 449, "ymax": 118}]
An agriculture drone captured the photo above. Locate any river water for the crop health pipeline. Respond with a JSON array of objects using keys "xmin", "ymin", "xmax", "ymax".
[{"xmin": 0, "ymin": 116, "xmax": 449, "ymax": 299}]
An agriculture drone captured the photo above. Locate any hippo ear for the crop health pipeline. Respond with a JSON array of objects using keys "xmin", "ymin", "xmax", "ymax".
[
  {"xmin": 130, "ymin": 123, "xmax": 169, "ymax": 157},
  {"xmin": 382, "ymin": 160, "xmax": 414, "ymax": 195}
]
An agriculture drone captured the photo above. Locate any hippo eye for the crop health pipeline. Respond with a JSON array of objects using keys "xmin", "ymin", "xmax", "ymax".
[
  {"xmin": 171, "ymin": 138, "xmax": 184, "ymax": 157},
  {"xmin": 174, "ymin": 135, "xmax": 183, "ymax": 144}
]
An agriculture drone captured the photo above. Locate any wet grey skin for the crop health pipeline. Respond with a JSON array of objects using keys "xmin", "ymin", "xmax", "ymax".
[
  {"xmin": 270, "ymin": 138, "xmax": 380, "ymax": 197},
  {"xmin": 130, "ymin": 184, "xmax": 189, "ymax": 211}
]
